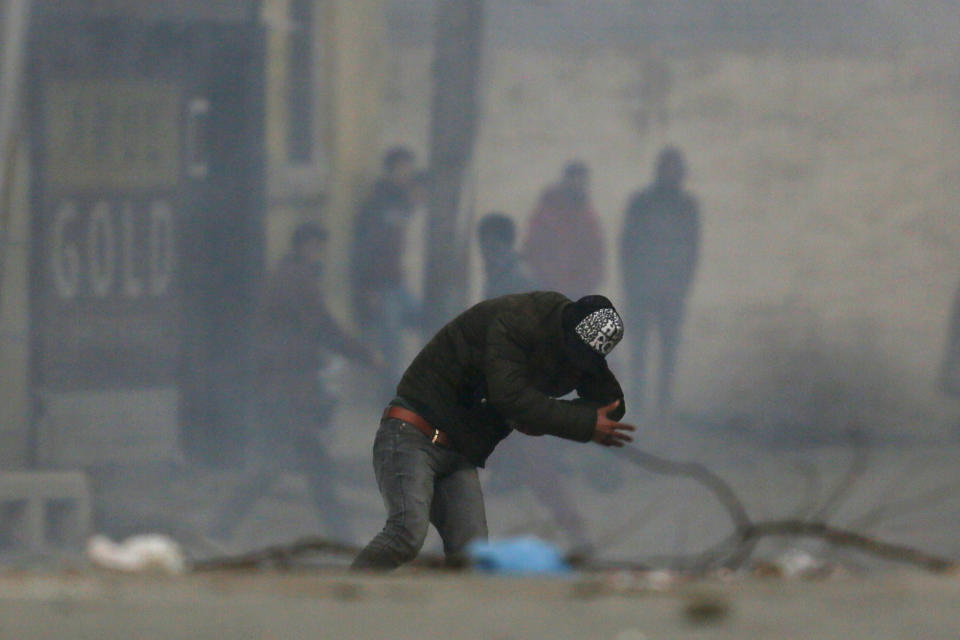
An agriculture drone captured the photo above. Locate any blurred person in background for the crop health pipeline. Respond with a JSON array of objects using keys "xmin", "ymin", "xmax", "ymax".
[
  {"xmin": 477, "ymin": 213, "xmax": 592, "ymax": 549},
  {"xmin": 351, "ymin": 146, "xmax": 422, "ymax": 400},
  {"xmin": 620, "ymin": 147, "xmax": 700, "ymax": 417},
  {"xmin": 634, "ymin": 47, "xmax": 673, "ymax": 136},
  {"xmin": 351, "ymin": 293, "xmax": 633, "ymax": 570},
  {"xmin": 477, "ymin": 212, "xmax": 537, "ymax": 299},
  {"xmin": 210, "ymin": 223, "xmax": 379, "ymax": 544},
  {"xmin": 522, "ymin": 161, "xmax": 606, "ymax": 298}
]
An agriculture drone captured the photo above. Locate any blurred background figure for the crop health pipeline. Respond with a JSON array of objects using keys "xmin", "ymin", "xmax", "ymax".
[
  {"xmin": 522, "ymin": 161, "xmax": 606, "ymax": 299},
  {"xmin": 633, "ymin": 46, "xmax": 673, "ymax": 137},
  {"xmin": 620, "ymin": 147, "xmax": 700, "ymax": 417},
  {"xmin": 350, "ymin": 146, "xmax": 422, "ymax": 401},
  {"xmin": 210, "ymin": 223, "xmax": 377, "ymax": 544},
  {"xmin": 477, "ymin": 212, "xmax": 537, "ymax": 298}
]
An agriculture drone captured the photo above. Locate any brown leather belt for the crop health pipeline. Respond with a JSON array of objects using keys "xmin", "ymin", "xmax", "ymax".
[{"xmin": 382, "ymin": 405, "xmax": 452, "ymax": 448}]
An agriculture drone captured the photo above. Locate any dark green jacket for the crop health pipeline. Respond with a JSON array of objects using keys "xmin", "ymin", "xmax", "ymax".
[{"xmin": 394, "ymin": 291, "xmax": 626, "ymax": 467}]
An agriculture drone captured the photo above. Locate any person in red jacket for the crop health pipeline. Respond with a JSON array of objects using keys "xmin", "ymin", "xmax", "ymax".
[{"xmin": 522, "ymin": 161, "xmax": 606, "ymax": 298}]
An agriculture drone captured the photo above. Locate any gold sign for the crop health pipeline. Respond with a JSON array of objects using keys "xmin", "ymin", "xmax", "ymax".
[{"xmin": 44, "ymin": 81, "xmax": 181, "ymax": 190}]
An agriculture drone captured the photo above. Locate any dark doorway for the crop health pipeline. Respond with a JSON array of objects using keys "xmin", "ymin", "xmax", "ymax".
[{"xmin": 28, "ymin": 12, "xmax": 265, "ymax": 467}]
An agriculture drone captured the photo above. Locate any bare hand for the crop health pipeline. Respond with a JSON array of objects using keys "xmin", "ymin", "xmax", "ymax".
[{"xmin": 592, "ymin": 399, "xmax": 635, "ymax": 447}]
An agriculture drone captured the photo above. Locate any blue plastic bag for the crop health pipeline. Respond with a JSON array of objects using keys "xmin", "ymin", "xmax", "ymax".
[{"xmin": 466, "ymin": 536, "xmax": 572, "ymax": 575}]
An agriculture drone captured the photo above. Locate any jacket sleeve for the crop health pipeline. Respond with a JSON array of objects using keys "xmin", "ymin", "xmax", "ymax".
[
  {"xmin": 297, "ymin": 271, "xmax": 374, "ymax": 364},
  {"xmin": 483, "ymin": 311, "xmax": 597, "ymax": 442},
  {"xmin": 314, "ymin": 305, "xmax": 374, "ymax": 364},
  {"xmin": 570, "ymin": 367, "xmax": 626, "ymax": 420}
]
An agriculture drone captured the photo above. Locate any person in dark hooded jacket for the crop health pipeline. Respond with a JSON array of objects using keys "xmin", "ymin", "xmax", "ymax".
[{"xmin": 352, "ymin": 291, "xmax": 634, "ymax": 570}]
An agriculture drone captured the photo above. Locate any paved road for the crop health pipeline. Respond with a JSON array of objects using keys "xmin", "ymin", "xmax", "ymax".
[{"xmin": 0, "ymin": 569, "xmax": 959, "ymax": 639}]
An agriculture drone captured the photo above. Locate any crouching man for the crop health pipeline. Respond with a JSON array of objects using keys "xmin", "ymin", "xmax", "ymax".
[{"xmin": 352, "ymin": 292, "xmax": 634, "ymax": 570}]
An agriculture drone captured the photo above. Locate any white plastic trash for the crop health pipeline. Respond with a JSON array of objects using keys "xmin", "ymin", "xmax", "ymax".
[{"xmin": 87, "ymin": 534, "xmax": 187, "ymax": 574}]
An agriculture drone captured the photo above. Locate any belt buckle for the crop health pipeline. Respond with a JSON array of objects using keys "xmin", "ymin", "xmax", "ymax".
[{"xmin": 431, "ymin": 429, "xmax": 440, "ymax": 445}]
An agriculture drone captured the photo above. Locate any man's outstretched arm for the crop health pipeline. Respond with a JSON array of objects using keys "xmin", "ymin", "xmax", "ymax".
[
  {"xmin": 485, "ymin": 312, "xmax": 597, "ymax": 441},
  {"xmin": 485, "ymin": 312, "xmax": 634, "ymax": 445}
]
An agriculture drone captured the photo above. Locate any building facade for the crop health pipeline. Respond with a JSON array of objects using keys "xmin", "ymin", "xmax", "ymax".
[{"xmin": 0, "ymin": 0, "xmax": 387, "ymax": 468}]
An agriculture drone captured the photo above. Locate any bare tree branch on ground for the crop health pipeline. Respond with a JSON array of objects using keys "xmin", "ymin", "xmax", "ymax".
[
  {"xmin": 193, "ymin": 438, "xmax": 957, "ymax": 574},
  {"xmin": 609, "ymin": 438, "xmax": 956, "ymax": 574}
]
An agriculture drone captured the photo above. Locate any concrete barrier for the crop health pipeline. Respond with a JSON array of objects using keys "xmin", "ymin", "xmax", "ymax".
[{"xmin": 0, "ymin": 471, "xmax": 91, "ymax": 552}]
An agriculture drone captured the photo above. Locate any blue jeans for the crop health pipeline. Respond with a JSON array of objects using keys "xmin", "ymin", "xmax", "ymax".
[{"xmin": 352, "ymin": 418, "xmax": 488, "ymax": 570}]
